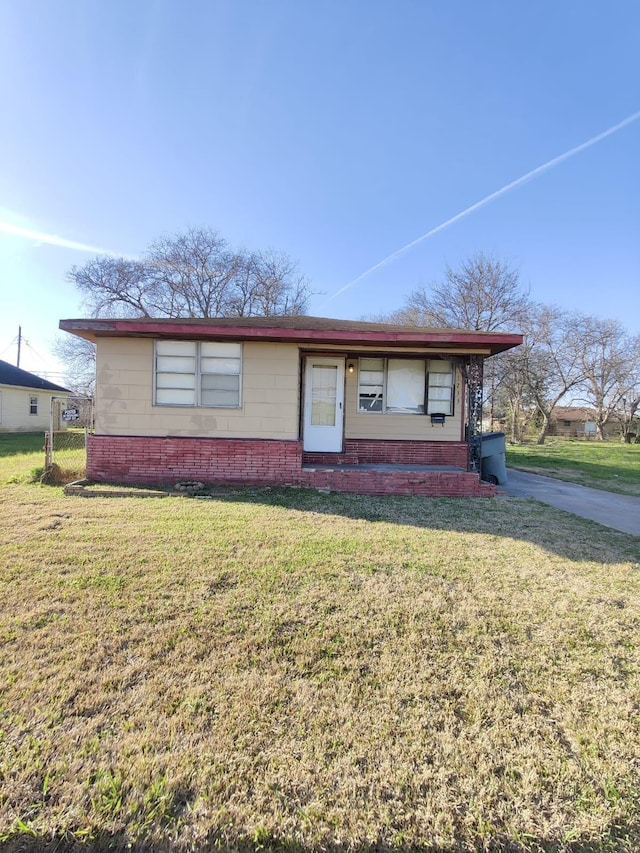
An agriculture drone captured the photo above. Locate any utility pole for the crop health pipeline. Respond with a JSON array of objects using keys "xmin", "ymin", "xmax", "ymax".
[{"xmin": 16, "ymin": 326, "xmax": 21, "ymax": 368}]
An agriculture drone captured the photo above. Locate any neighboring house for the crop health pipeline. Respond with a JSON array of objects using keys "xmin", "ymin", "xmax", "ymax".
[
  {"xmin": 0, "ymin": 360, "xmax": 70, "ymax": 433},
  {"xmin": 59, "ymin": 316, "xmax": 522, "ymax": 497},
  {"xmin": 549, "ymin": 406, "xmax": 617, "ymax": 439}
]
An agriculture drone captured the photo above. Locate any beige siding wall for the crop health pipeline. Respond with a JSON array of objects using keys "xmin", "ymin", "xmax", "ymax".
[
  {"xmin": 0, "ymin": 386, "xmax": 58, "ymax": 432},
  {"xmin": 95, "ymin": 337, "xmax": 301, "ymax": 439},
  {"xmin": 343, "ymin": 366, "xmax": 463, "ymax": 442},
  {"xmin": 95, "ymin": 338, "xmax": 467, "ymax": 442}
]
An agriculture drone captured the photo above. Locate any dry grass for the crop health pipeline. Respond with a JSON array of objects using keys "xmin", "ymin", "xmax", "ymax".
[{"xmin": 1, "ymin": 482, "xmax": 639, "ymax": 853}]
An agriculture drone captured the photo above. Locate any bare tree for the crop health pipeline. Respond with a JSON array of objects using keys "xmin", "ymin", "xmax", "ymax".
[
  {"xmin": 494, "ymin": 347, "xmax": 535, "ymax": 443},
  {"xmin": 574, "ymin": 316, "xmax": 640, "ymax": 440},
  {"xmin": 383, "ymin": 255, "xmax": 640, "ymax": 446},
  {"xmin": 241, "ymin": 249, "xmax": 312, "ymax": 317},
  {"xmin": 619, "ymin": 394, "xmax": 640, "ymax": 442},
  {"xmin": 65, "ymin": 227, "xmax": 313, "ymax": 321},
  {"xmin": 404, "ymin": 252, "xmax": 530, "ymax": 331},
  {"xmin": 62, "ymin": 227, "xmax": 313, "ymax": 387},
  {"xmin": 67, "ymin": 257, "xmax": 153, "ymax": 318},
  {"xmin": 517, "ymin": 307, "xmax": 587, "ymax": 444},
  {"xmin": 52, "ymin": 334, "xmax": 96, "ymax": 395},
  {"xmin": 380, "ymin": 253, "xmax": 531, "ymax": 427},
  {"xmin": 146, "ymin": 228, "xmax": 242, "ymax": 318}
]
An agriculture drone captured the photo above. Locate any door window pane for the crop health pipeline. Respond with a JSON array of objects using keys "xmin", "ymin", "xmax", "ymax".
[{"xmin": 311, "ymin": 365, "xmax": 337, "ymax": 426}]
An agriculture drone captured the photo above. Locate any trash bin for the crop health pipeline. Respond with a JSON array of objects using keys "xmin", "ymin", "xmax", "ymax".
[{"xmin": 480, "ymin": 431, "xmax": 507, "ymax": 485}]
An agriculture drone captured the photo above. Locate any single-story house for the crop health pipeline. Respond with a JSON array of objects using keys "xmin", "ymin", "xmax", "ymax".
[
  {"xmin": 549, "ymin": 407, "xmax": 608, "ymax": 438},
  {"xmin": 59, "ymin": 316, "xmax": 522, "ymax": 497},
  {"xmin": 0, "ymin": 359, "xmax": 70, "ymax": 433}
]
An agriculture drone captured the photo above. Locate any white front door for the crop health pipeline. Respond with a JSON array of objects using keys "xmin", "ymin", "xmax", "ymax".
[{"xmin": 303, "ymin": 357, "xmax": 345, "ymax": 452}]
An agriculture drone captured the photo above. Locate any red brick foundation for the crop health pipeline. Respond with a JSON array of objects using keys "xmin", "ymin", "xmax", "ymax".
[
  {"xmin": 298, "ymin": 467, "xmax": 493, "ymax": 497},
  {"xmin": 87, "ymin": 435, "xmax": 494, "ymax": 497},
  {"xmin": 303, "ymin": 439, "xmax": 468, "ymax": 468},
  {"xmin": 87, "ymin": 435, "xmax": 303, "ymax": 487}
]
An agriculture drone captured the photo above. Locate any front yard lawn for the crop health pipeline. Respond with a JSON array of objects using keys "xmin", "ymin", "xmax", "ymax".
[
  {"xmin": 1, "ymin": 479, "xmax": 639, "ymax": 852},
  {"xmin": 0, "ymin": 432, "xmax": 45, "ymax": 484},
  {"xmin": 506, "ymin": 438, "xmax": 640, "ymax": 496}
]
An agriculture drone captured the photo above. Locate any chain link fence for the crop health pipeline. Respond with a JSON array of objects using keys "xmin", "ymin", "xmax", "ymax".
[{"xmin": 44, "ymin": 396, "xmax": 94, "ymax": 484}]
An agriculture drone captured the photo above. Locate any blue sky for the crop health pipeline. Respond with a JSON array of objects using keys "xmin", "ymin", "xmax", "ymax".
[{"xmin": 0, "ymin": 0, "xmax": 638, "ymax": 380}]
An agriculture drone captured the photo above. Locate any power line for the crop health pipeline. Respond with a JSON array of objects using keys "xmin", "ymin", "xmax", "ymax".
[{"xmin": 22, "ymin": 336, "xmax": 51, "ymax": 366}]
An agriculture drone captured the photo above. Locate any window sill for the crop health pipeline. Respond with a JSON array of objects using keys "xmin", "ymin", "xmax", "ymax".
[{"xmin": 153, "ymin": 403, "xmax": 242, "ymax": 410}]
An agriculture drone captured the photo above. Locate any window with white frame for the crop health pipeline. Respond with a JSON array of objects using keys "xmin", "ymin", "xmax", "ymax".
[
  {"xmin": 426, "ymin": 360, "xmax": 455, "ymax": 415},
  {"xmin": 29, "ymin": 395, "xmax": 38, "ymax": 415},
  {"xmin": 155, "ymin": 340, "xmax": 242, "ymax": 407},
  {"xmin": 358, "ymin": 358, "xmax": 455, "ymax": 415},
  {"xmin": 358, "ymin": 358, "xmax": 385, "ymax": 412}
]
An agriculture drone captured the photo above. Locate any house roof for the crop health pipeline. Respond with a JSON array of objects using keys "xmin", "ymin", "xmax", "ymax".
[
  {"xmin": 0, "ymin": 359, "xmax": 70, "ymax": 393},
  {"xmin": 59, "ymin": 315, "xmax": 523, "ymax": 356},
  {"xmin": 552, "ymin": 406, "xmax": 596, "ymax": 422}
]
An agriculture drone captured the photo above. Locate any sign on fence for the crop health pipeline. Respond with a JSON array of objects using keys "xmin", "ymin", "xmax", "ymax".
[{"xmin": 45, "ymin": 395, "xmax": 94, "ymax": 483}]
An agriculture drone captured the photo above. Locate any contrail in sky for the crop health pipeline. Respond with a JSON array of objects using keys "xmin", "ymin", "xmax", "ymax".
[
  {"xmin": 0, "ymin": 219, "xmax": 135, "ymax": 258},
  {"xmin": 327, "ymin": 109, "xmax": 640, "ymax": 303}
]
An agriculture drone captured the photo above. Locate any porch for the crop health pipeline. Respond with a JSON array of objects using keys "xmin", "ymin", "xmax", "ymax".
[
  {"xmin": 300, "ymin": 352, "xmax": 488, "ymax": 496},
  {"xmin": 298, "ymin": 461, "xmax": 495, "ymax": 497},
  {"xmin": 299, "ymin": 437, "xmax": 494, "ymax": 497}
]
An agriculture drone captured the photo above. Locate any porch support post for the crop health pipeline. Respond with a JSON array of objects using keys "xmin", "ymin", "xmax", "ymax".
[{"xmin": 466, "ymin": 355, "xmax": 484, "ymax": 474}]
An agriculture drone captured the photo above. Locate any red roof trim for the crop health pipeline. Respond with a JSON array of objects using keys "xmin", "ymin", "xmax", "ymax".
[{"xmin": 59, "ymin": 318, "xmax": 523, "ymax": 354}]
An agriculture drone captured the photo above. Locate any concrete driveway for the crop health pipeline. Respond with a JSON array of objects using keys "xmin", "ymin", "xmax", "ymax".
[{"xmin": 504, "ymin": 469, "xmax": 640, "ymax": 536}]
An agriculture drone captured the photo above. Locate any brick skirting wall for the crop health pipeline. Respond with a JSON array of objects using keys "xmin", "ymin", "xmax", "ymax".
[
  {"xmin": 297, "ymin": 467, "xmax": 493, "ymax": 497},
  {"xmin": 87, "ymin": 435, "xmax": 303, "ymax": 487},
  {"xmin": 303, "ymin": 439, "xmax": 468, "ymax": 468},
  {"xmin": 87, "ymin": 435, "xmax": 494, "ymax": 497}
]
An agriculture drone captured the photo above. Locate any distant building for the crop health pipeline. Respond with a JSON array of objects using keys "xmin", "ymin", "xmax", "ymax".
[
  {"xmin": 0, "ymin": 360, "xmax": 70, "ymax": 433},
  {"xmin": 549, "ymin": 406, "xmax": 616, "ymax": 439}
]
